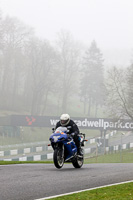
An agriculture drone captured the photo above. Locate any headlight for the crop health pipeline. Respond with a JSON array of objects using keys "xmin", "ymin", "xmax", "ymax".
[{"xmin": 53, "ymin": 136, "xmax": 60, "ymax": 142}]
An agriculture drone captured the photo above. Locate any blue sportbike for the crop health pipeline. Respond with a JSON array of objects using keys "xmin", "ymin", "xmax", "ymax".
[{"xmin": 49, "ymin": 126, "xmax": 87, "ymax": 169}]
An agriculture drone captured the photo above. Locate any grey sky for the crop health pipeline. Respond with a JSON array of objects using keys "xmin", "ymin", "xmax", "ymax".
[{"xmin": 0, "ymin": 0, "xmax": 133, "ymax": 66}]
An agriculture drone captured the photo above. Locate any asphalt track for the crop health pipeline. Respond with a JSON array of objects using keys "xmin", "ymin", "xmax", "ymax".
[{"xmin": 0, "ymin": 163, "xmax": 133, "ymax": 200}]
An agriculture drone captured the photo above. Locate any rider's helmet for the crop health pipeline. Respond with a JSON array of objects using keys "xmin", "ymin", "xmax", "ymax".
[{"xmin": 60, "ymin": 114, "xmax": 70, "ymax": 126}]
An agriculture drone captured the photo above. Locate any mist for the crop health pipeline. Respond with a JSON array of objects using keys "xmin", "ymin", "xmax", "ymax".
[
  {"xmin": 0, "ymin": 0, "xmax": 133, "ymax": 173},
  {"xmin": 0, "ymin": 0, "xmax": 133, "ymax": 119}
]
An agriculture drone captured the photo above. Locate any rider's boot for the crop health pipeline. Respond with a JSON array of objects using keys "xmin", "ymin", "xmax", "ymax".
[
  {"xmin": 74, "ymin": 135, "xmax": 83, "ymax": 156},
  {"xmin": 77, "ymin": 144, "xmax": 83, "ymax": 155}
]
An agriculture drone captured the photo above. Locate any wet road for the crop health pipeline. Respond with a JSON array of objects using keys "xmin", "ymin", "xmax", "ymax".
[{"xmin": 0, "ymin": 163, "xmax": 133, "ymax": 200}]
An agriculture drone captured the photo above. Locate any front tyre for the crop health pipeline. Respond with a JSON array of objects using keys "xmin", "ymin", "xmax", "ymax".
[{"xmin": 53, "ymin": 148, "xmax": 64, "ymax": 169}]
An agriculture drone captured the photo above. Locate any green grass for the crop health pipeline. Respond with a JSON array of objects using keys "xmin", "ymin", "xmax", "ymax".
[
  {"xmin": 48, "ymin": 182, "xmax": 133, "ymax": 200},
  {"xmin": 0, "ymin": 160, "xmax": 53, "ymax": 165},
  {"xmin": 85, "ymin": 149, "xmax": 133, "ymax": 164}
]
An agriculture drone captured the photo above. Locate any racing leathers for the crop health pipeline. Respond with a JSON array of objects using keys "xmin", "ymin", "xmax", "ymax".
[{"xmin": 55, "ymin": 119, "xmax": 81, "ymax": 154}]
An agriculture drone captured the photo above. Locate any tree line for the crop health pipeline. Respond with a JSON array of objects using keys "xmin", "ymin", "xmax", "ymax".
[{"xmin": 0, "ymin": 10, "xmax": 133, "ymax": 120}]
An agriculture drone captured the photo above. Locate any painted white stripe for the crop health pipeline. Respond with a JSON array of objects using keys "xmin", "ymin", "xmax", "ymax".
[
  {"xmin": 24, "ymin": 148, "xmax": 31, "ymax": 154},
  {"xmin": 130, "ymin": 143, "xmax": 133, "ymax": 148},
  {"xmin": 105, "ymin": 147, "xmax": 109, "ymax": 152},
  {"xmin": 122, "ymin": 144, "xmax": 126, "ymax": 149},
  {"xmin": 35, "ymin": 180, "xmax": 133, "ymax": 200},
  {"xmin": 48, "ymin": 146, "xmax": 52, "ymax": 151},
  {"xmin": 34, "ymin": 155, "xmax": 41, "ymax": 161},
  {"xmin": 10, "ymin": 149, "xmax": 18, "ymax": 156},
  {"xmin": 114, "ymin": 145, "xmax": 118, "ymax": 151},
  {"xmin": 3, "ymin": 158, "xmax": 12, "ymax": 161},
  {"xmin": 47, "ymin": 153, "xmax": 53, "ymax": 159},
  {"xmin": 36, "ymin": 147, "xmax": 43, "ymax": 152},
  {"xmin": 19, "ymin": 156, "xmax": 27, "ymax": 161},
  {"xmin": 0, "ymin": 151, "xmax": 4, "ymax": 156}
]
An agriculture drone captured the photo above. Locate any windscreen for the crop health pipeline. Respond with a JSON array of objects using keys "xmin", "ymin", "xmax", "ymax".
[{"xmin": 55, "ymin": 126, "xmax": 67, "ymax": 133}]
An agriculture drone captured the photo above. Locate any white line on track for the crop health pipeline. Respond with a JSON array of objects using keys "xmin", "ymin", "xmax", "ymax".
[{"xmin": 35, "ymin": 180, "xmax": 133, "ymax": 200}]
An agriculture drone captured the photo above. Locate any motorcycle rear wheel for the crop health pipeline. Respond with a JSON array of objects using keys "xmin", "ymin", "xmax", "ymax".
[
  {"xmin": 72, "ymin": 149, "xmax": 84, "ymax": 168},
  {"xmin": 53, "ymin": 148, "xmax": 64, "ymax": 169}
]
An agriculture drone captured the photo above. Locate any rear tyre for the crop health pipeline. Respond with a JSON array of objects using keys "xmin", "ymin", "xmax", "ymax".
[
  {"xmin": 53, "ymin": 148, "xmax": 64, "ymax": 169},
  {"xmin": 72, "ymin": 148, "xmax": 84, "ymax": 168}
]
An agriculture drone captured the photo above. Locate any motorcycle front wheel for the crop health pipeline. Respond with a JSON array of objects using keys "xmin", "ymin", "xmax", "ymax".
[{"xmin": 53, "ymin": 148, "xmax": 64, "ymax": 169}]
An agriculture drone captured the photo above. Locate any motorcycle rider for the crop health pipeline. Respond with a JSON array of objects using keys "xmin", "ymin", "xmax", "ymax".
[{"xmin": 55, "ymin": 114, "xmax": 82, "ymax": 155}]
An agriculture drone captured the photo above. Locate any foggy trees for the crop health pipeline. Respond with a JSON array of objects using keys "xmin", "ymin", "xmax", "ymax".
[
  {"xmin": 25, "ymin": 37, "xmax": 58, "ymax": 115},
  {"xmin": 0, "ymin": 16, "xmax": 33, "ymax": 110},
  {"xmin": 56, "ymin": 30, "xmax": 81, "ymax": 113},
  {"xmin": 0, "ymin": 13, "xmax": 107, "ymax": 117},
  {"xmin": 2, "ymin": 11, "xmax": 133, "ymax": 119},
  {"xmin": 0, "ymin": 14, "xmax": 82, "ymax": 116},
  {"xmin": 0, "ymin": 11, "xmax": 3, "ymax": 47},
  {"xmin": 80, "ymin": 41, "xmax": 105, "ymax": 117},
  {"xmin": 105, "ymin": 67, "xmax": 127, "ymax": 119},
  {"xmin": 105, "ymin": 65, "xmax": 133, "ymax": 120},
  {"xmin": 127, "ymin": 64, "xmax": 133, "ymax": 118}
]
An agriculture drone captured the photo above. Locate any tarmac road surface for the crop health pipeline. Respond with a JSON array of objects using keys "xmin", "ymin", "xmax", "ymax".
[{"xmin": 0, "ymin": 163, "xmax": 133, "ymax": 200}]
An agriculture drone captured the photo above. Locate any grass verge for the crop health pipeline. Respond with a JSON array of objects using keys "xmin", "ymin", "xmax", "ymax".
[
  {"xmin": 48, "ymin": 182, "xmax": 133, "ymax": 200},
  {"xmin": 0, "ymin": 160, "xmax": 53, "ymax": 165},
  {"xmin": 84, "ymin": 149, "xmax": 133, "ymax": 164}
]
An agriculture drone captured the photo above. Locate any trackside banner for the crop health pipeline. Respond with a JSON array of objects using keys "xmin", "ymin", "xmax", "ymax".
[
  {"xmin": 2, "ymin": 115, "xmax": 133, "ymax": 131},
  {"xmin": 50, "ymin": 118, "xmax": 133, "ymax": 131}
]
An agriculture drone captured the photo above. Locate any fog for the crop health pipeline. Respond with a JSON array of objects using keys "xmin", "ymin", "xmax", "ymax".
[
  {"xmin": 0, "ymin": 0, "xmax": 133, "ymax": 165},
  {"xmin": 0, "ymin": 0, "xmax": 133, "ymax": 118},
  {"xmin": 0, "ymin": 0, "xmax": 133, "ymax": 66}
]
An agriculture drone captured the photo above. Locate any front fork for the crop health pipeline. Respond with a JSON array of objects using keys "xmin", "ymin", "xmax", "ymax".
[
  {"xmin": 61, "ymin": 144, "xmax": 64, "ymax": 158},
  {"xmin": 54, "ymin": 143, "xmax": 64, "ymax": 158}
]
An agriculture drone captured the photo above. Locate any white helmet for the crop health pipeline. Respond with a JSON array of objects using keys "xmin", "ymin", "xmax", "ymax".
[{"xmin": 60, "ymin": 114, "xmax": 70, "ymax": 126}]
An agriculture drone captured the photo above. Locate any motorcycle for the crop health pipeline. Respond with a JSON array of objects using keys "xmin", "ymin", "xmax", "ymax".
[{"xmin": 49, "ymin": 126, "xmax": 87, "ymax": 169}]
